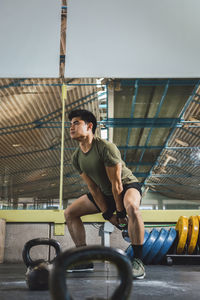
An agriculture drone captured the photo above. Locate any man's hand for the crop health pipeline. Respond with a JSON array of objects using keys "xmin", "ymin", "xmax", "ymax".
[
  {"xmin": 108, "ymin": 214, "xmax": 119, "ymax": 227},
  {"xmin": 117, "ymin": 216, "xmax": 128, "ymax": 230},
  {"xmin": 115, "ymin": 209, "xmax": 128, "ymax": 229},
  {"xmin": 108, "ymin": 214, "xmax": 128, "ymax": 231}
]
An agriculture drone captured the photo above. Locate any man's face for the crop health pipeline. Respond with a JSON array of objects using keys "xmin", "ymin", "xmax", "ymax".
[{"xmin": 70, "ymin": 117, "xmax": 90, "ymax": 140}]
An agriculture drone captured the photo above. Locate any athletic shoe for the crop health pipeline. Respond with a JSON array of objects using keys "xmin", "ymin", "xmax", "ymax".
[
  {"xmin": 67, "ymin": 262, "xmax": 94, "ymax": 272},
  {"xmin": 132, "ymin": 258, "xmax": 145, "ymax": 279}
]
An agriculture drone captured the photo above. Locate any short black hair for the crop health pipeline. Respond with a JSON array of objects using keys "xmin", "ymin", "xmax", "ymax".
[{"xmin": 68, "ymin": 109, "xmax": 97, "ymax": 134}]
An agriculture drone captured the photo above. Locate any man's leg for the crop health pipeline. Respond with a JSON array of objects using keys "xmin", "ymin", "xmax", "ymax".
[
  {"xmin": 123, "ymin": 188, "xmax": 145, "ymax": 279},
  {"xmin": 64, "ymin": 194, "xmax": 99, "ymax": 247},
  {"xmin": 123, "ymin": 188, "xmax": 144, "ymax": 245}
]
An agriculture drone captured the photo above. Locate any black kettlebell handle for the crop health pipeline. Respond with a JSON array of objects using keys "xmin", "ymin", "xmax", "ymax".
[
  {"xmin": 49, "ymin": 245, "xmax": 132, "ymax": 300},
  {"xmin": 22, "ymin": 238, "xmax": 61, "ymax": 268}
]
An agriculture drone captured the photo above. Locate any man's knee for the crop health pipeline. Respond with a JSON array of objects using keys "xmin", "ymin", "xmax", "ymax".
[
  {"xmin": 126, "ymin": 202, "xmax": 140, "ymax": 218},
  {"xmin": 64, "ymin": 206, "xmax": 76, "ymax": 224}
]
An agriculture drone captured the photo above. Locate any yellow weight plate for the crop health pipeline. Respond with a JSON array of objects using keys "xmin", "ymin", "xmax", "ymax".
[
  {"xmin": 175, "ymin": 216, "xmax": 188, "ymax": 254},
  {"xmin": 187, "ymin": 216, "xmax": 199, "ymax": 254},
  {"xmin": 197, "ymin": 215, "xmax": 200, "ymax": 247}
]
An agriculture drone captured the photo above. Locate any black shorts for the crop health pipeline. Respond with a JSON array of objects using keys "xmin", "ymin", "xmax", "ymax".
[{"xmin": 87, "ymin": 182, "xmax": 142, "ymax": 213}]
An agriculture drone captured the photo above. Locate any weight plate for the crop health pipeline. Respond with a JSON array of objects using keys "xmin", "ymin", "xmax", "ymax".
[
  {"xmin": 198, "ymin": 216, "xmax": 200, "ymax": 247},
  {"xmin": 144, "ymin": 228, "xmax": 168, "ymax": 265},
  {"xmin": 144, "ymin": 230, "xmax": 150, "ymax": 244},
  {"xmin": 141, "ymin": 228, "xmax": 159, "ymax": 261},
  {"xmin": 122, "ymin": 230, "xmax": 131, "ymax": 242},
  {"xmin": 153, "ymin": 228, "xmax": 177, "ymax": 264},
  {"xmin": 176, "ymin": 216, "xmax": 188, "ymax": 254},
  {"xmin": 187, "ymin": 216, "xmax": 199, "ymax": 254},
  {"xmin": 125, "ymin": 230, "xmax": 149, "ymax": 260}
]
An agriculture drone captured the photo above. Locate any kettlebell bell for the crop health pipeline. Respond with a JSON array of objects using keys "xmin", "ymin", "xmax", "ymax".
[
  {"xmin": 22, "ymin": 238, "xmax": 61, "ymax": 290},
  {"xmin": 49, "ymin": 245, "xmax": 132, "ymax": 300}
]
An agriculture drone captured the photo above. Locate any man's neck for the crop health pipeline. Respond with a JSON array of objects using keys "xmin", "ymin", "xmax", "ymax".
[{"xmin": 79, "ymin": 135, "xmax": 94, "ymax": 153}]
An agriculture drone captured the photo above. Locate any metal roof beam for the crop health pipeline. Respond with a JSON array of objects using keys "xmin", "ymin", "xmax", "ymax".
[
  {"xmin": 118, "ymin": 145, "xmax": 200, "ymax": 150},
  {"xmin": 127, "ymin": 162, "xmax": 200, "ymax": 167},
  {"xmin": 0, "ymin": 79, "xmax": 27, "ymax": 89},
  {"xmin": 1, "ymin": 145, "xmax": 199, "ymax": 160},
  {"xmin": 144, "ymin": 183, "xmax": 197, "ymax": 187},
  {"xmin": 103, "ymin": 118, "xmax": 182, "ymax": 128},
  {"xmin": 0, "ymin": 80, "xmax": 104, "ymax": 90},
  {"xmin": 134, "ymin": 173, "xmax": 200, "ymax": 178},
  {"xmin": 2, "ymin": 117, "xmax": 199, "ymax": 135},
  {"xmin": 117, "ymin": 79, "xmax": 200, "ymax": 87}
]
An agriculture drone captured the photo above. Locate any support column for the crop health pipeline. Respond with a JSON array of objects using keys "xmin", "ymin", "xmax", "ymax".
[
  {"xmin": 13, "ymin": 197, "xmax": 18, "ymax": 209},
  {"xmin": 0, "ymin": 219, "xmax": 6, "ymax": 263},
  {"xmin": 108, "ymin": 82, "xmax": 114, "ymax": 142}
]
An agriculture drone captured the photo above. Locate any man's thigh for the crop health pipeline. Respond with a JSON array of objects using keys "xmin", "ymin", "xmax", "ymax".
[
  {"xmin": 66, "ymin": 194, "xmax": 100, "ymax": 217},
  {"xmin": 123, "ymin": 188, "xmax": 141, "ymax": 209}
]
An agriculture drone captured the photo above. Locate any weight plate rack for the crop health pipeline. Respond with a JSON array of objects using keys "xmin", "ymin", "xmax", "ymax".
[{"xmin": 124, "ymin": 215, "xmax": 200, "ymax": 265}]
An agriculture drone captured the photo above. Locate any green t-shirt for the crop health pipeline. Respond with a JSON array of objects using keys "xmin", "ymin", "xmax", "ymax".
[{"xmin": 72, "ymin": 137, "xmax": 138, "ymax": 196}]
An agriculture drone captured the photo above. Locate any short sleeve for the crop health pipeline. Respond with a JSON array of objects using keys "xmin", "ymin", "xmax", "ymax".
[
  {"xmin": 72, "ymin": 151, "xmax": 82, "ymax": 174},
  {"xmin": 102, "ymin": 142, "xmax": 122, "ymax": 166}
]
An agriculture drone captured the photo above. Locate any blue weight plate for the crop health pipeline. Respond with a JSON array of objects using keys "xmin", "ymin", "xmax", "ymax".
[
  {"xmin": 125, "ymin": 245, "xmax": 133, "ymax": 260},
  {"xmin": 141, "ymin": 228, "xmax": 159, "ymax": 261},
  {"xmin": 144, "ymin": 230, "xmax": 150, "ymax": 243},
  {"xmin": 152, "ymin": 228, "xmax": 177, "ymax": 264},
  {"xmin": 122, "ymin": 230, "xmax": 131, "ymax": 242},
  {"xmin": 144, "ymin": 228, "xmax": 168, "ymax": 265},
  {"xmin": 125, "ymin": 230, "xmax": 149, "ymax": 260}
]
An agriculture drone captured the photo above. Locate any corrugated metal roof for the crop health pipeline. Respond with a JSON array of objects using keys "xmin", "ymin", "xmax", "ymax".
[
  {"xmin": 0, "ymin": 78, "xmax": 101, "ymax": 206},
  {"xmin": 0, "ymin": 1, "xmax": 199, "ymax": 208},
  {"xmin": 1, "ymin": 78, "xmax": 199, "ymax": 207},
  {"xmin": 110, "ymin": 79, "xmax": 200, "ymax": 201}
]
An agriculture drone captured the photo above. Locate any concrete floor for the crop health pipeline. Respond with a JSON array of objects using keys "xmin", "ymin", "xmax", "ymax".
[{"xmin": 0, "ymin": 262, "xmax": 200, "ymax": 299}]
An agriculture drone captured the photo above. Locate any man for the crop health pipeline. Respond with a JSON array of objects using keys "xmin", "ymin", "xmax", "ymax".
[{"xmin": 64, "ymin": 109, "xmax": 145, "ymax": 279}]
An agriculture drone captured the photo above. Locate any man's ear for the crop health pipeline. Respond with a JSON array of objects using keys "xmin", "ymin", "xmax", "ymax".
[{"xmin": 87, "ymin": 122, "xmax": 93, "ymax": 132}]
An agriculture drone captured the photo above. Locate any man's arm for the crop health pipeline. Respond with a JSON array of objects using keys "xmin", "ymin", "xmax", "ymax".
[
  {"xmin": 105, "ymin": 163, "xmax": 128, "ymax": 228},
  {"xmin": 80, "ymin": 173, "xmax": 109, "ymax": 212},
  {"xmin": 105, "ymin": 163, "xmax": 124, "ymax": 211},
  {"xmin": 80, "ymin": 172, "xmax": 119, "ymax": 226}
]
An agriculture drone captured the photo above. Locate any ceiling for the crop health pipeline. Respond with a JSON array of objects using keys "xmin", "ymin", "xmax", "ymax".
[
  {"xmin": 0, "ymin": 77, "xmax": 101, "ymax": 207},
  {"xmin": 0, "ymin": 78, "xmax": 199, "ymax": 208},
  {"xmin": 0, "ymin": 1, "xmax": 200, "ymax": 208},
  {"xmin": 110, "ymin": 79, "xmax": 200, "ymax": 201}
]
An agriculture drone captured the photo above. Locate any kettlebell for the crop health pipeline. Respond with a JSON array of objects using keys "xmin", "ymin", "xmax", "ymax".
[
  {"xmin": 22, "ymin": 238, "xmax": 61, "ymax": 290},
  {"xmin": 49, "ymin": 245, "xmax": 132, "ymax": 300}
]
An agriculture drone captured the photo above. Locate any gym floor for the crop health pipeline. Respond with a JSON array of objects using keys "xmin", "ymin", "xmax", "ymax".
[{"xmin": 0, "ymin": 262, "xmax": 200, "ymax": 300}]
